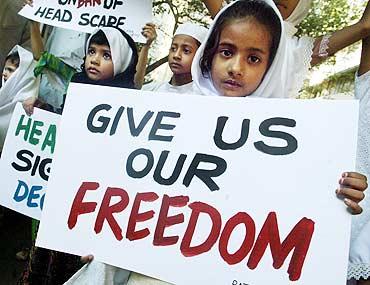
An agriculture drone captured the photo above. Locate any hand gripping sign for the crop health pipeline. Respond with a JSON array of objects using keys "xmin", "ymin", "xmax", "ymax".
[{"xmin": 36, "ymin": 84, "xmax": 358, "ymax": 285}]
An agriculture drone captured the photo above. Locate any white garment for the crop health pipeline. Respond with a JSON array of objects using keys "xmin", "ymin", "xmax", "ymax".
[
  {"xmin": 284, "ymin": 0, "xmax": 313, "ymax": 36},
  {"xmin": 348, "ymin": 70, "xmax": 370, "ymax": 281},
  {"xmin": 174, "ymin": 22, "xmax": 208, "ymax": 44},
  {"xmin": 64, "ymin": 261, "xmax": 131, "ymax": 285},
  {"xmin": 39, "ymin": 27, "xmax": 86, "ymax": 108},
  {"xmin": 192, "ymin": 0, "xmax": 292, "ymax": 99},
  {"xmin": 86, "ymin": 27, "xmax": 133, "ymax": 76},
  {"xmin": 142, "ymin": 81, "xmax": 201, "ymax": 95},
  {"xmin": 0, "ymin": 45, "xmax": 40, "ymax": 150},
  {"xmin": 45, "ymin": 27, "xmax": 86, "ymax": 70},
  {"xmin": 127, "ymin": 272, "xmax": 172, "ymax": 285}
]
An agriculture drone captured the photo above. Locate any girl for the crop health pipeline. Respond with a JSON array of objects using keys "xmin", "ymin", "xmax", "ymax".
[
  {"xmin": 202, "ymin": 0, "xmax": 370, "ymax": 98},
  {"xmin": 193, "ymin": 0, "xmax": 366, "ymax": 209},
  {"xmin": 20, "ymin": 26, "xmax": 139, "ymax": 285}
]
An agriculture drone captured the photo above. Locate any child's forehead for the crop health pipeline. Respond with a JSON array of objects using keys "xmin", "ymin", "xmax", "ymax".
[
  {"xmin": 88, "ymin": 42, "xmax": 111, "ymax": 51},
  {"xmin": 171, "ymin": 34, "xmax": 199, "ymax": 47},
  {"xmin": 4, "ymin": 59, "xmax": 18, "ymax": 67}
]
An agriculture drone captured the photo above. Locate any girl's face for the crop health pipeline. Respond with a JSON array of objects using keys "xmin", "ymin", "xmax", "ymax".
[
  {"xmin": 2, "ymin": 59, "xmax": 18, "ymax": 82},
  {"xmin": 211, "ymin": 18, "xmax": 272, "ymax": 97},
  {"xmin": 85, "ymin": 43, "xmax": 114, "ymax": 81},
  {"xmin": 168, "ymin": 35, "xmax": 199, "ymax": 76},
  {"xmin": 273, "ymin": 0, "xmax": 299, "ymax": 19}
]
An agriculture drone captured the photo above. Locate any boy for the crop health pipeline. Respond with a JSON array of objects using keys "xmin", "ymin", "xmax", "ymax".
[{"xmin": 142, "ymin": 22, "xmax": 208, "ymax": 94}]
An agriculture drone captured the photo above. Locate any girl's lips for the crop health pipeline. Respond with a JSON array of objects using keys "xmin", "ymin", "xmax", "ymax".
[
  {"xmin": 87, "ymin": 67, "xmax": 99, "ymax": 74},
  {"xmin": 223, "ymin": 79, "xmax": 242, "ymax": 89}
]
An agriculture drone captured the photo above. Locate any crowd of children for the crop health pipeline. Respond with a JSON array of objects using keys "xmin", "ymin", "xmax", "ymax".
[{"xmin": 0, "ymin": 0, "xmax": 370, "ymax": 284}]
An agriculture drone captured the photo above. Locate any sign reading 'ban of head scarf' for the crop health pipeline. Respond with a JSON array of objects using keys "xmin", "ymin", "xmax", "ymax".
[{"xmin": 19, "ymin": 0, "xmax": 152, "ymax": 43}]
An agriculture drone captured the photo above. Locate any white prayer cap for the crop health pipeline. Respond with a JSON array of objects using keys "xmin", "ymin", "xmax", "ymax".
[
  {"xmin": 86, "ymin": 27, "xmax": 133, "ymax": 76},
  {"xmin": 174, "ymin": 22, "xmax": 208, "ymax": 44}
]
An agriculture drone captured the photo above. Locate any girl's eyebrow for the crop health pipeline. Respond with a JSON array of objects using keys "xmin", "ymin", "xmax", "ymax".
[{"xmin": 219, "ymin": 41, "xmax": 267, "ymax": 54}]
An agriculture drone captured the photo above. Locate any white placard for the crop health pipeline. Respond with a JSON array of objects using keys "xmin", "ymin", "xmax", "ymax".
[
  {"xmin": 0, "ymin": 103, "xmax": 60, "ymax": 219},
  {"xmin": 36, "ymin": 83, "xmax": 358, "ymax": 284},
  {"xmin": 19, "ymin": 0, "xmax": 153, "ymax": 42}
]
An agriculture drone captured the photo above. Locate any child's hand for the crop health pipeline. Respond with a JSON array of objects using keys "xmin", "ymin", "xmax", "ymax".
[
  {"xmin": 23, "ymin": 0, "xmax": 34, "ymax": 7},
  {"xmin": 141, "ymin": 23, "xmax": 157, "ymax": 46},
  {"xmin": 81, "ymin": 254, "xmax": 94, "ymax": 264},
  {"xmin": 336, "ymin": 172, "xmax": 367, "ymax": 215},
  {"xmin": 22, "ymin": 97, "xmax": 37, "ymax": 116}
]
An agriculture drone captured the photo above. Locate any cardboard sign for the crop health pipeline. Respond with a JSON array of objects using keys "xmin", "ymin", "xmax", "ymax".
[
  {"xmin": 36, "ymin": 83, "xmax": 358, "ymax": 284},
  {"xmin": 19, "ymin": 0, "xmax": 153, "ymax": 42},
  {"xmin": 0, "ymin": 103, "xmax": 59, "ymax": 220}
]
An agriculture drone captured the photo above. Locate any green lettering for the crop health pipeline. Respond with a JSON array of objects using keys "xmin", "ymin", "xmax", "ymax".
[
  {"xmin": 15, "ymin": 115, "xmax": 32, "ymax": 141},
  {"xmin": 41, "ymin": 124, "xmax": 57, "ymax": 154},
  {"xmin": 29, "ymin": 121, "xmax": 44, "ymax": 146}
]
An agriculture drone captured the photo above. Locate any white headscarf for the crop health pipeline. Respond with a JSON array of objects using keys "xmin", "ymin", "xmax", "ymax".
[
  {"xmin": 86, "ymin": 27, "xmax": 133, "ymax": 76},
  {"xmin": 284, "ymin": 0, "xmax": 313, "ymax": 36},
  {"xmin": 174, "ymin": 22, "xmax": 209, "ymax": 44},
  {"xmin": 192, "ymin": 0, "xmax": 291, "ymax": 99},
  {"xmin": 0, "ymin": 45, "xmax": 40, "ymax": 150}
]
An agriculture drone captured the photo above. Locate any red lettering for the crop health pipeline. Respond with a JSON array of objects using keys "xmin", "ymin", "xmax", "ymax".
[
  {"xmin": 219, "ymin": 212, "xmax": 255, "ymax": 265},
  {"xmin": 180, "ymin": 202, "xmax": 222, "ymax": 257},
  {"xmin": 247, "ymin": 212, "xmax": 315, "ymax": 281},
  {"xmin": 77, "ymin": 0, "xmax": 101, "ymax": 8},
  {"xmin": 94, "ymin": 187, "xmax": 129, "ymax": 241},
  {"xmin": 153, "ymin": 195, "xmax": 189, "ymax": 246},
  {"xmin": 67, "ymin": 182, "xmax": 99, "ymax": 229},
  {"xmin": 126, "ymin": 192, "xmax": 159, "ymax": 241}
]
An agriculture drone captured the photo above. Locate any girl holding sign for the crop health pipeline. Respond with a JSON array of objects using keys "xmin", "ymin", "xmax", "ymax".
[
  {"xmin": 20, "ymin": 25, "xmax": 139, "ymax": 285},
  {"xmin": 74, "ymin": 1, "xmax": 368, "ymax": 285},
  {"xmin": 202, "ymin": 0, "xmax": 370, "ymax": 98}
]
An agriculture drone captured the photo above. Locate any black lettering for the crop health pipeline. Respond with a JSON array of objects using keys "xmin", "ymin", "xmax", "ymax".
[
  {"xmin": 61, "ymin": 9, "xmax": 72, "ymax": 22},
  {"xmin": 11, "ymin": 150, "xmax": 33, "ymax": 172},
  {"xmin": 127, "ymin": 108, "xmax": 154, "ymax": 137},
  {"xmin": 149, "ymin": 111, "xmax": 180, "ymax": 142},
  {"xmin": 183, "ymin": 153, "xmax": 227, "ymax": 191},
  {"xmin": 34, "ymin": 6, "xmax": 47, "ymax": 17},
  {"xmin": 39, "ymin": 158, "xmax": 52, "ymax": 181},
  {"xmin": 213, "ymin": 116, "xmax": 250, "ymax": 150},
  {"xmin": 254, "ymin": 117, "xmax": 298, "ymax": 155},
  {"xmin": 126, "ymin": 148, "xmax": 154, "ymax": 179},
  {"xmin": 110, "ymin": 106, "xmax": 124, "ymax": 135},
  {"xmin": 45, "ymin": 8, "xmax": 54, "ymax": 20},
  {"xmin": 79, "ymin": 13, "xmax": 90, "ymax": 26},
  {"xmin": 87, "ymin": 104, "xmax": 112, "ymax": 133},
  {"xmin": 153, "ymin": 151, "xmax": 187, "ymax": 186}
]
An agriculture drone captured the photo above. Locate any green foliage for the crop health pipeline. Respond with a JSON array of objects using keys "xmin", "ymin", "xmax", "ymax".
[{"xmin": 297, "ymin": 0, "xmax": 363, "ymax": 37}]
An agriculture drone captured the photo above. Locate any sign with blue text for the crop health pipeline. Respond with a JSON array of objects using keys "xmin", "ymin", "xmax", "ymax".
[{"xmin": 0, "ymin": 103, "xmax": 59, "ymax": 220}]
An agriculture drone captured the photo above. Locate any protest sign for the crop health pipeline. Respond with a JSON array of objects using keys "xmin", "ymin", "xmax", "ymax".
[
  {"xmin": 36, "ymin": 83, "xmax": 358, "ymax": 284},
  {"xmin": 18, "ymin": 0, "xmax": 152, "ymax": 42},
  {"xmin": 0, "ymin": 103, "xmax": 59, "ymax": 220}
]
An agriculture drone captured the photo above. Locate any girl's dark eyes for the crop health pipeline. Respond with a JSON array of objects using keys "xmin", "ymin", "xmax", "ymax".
[
  {"xmin": 88, "ymin": 48, "xmax": 95, "ymax": 55},
  {"xmin": 248, "ymin": 55, "xmax": 261, "ymax": 64},
  {"xmin": 103, "ymin": 53, "xmax": 111, "ymax": 60},
  {"xmin": 220, "ymin": 49, "xmax": 233, "ymax": 57}
]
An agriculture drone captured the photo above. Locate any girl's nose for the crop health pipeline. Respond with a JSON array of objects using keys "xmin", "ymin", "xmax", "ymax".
[
  {"xmin": 228, "ymin": 55, "xmax": 243, "ymax": 77},
  {"xmin": 90, "ymin": 54, "xmax": 100, "ymax": 65}
]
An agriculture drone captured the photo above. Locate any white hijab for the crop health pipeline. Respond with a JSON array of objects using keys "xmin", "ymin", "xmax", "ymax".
[
  {"xmin": 192, "ymin": 0, "xmax": 291, "ymax": 99},
  {"xmin": 86, "ymin": 27, "xmax": 133, "ymax": 76},
  {"xmin": 284, "ymin": 0, "xmax": 313, "ymax": 36},
  {"xmin": 0, "ymin": 46, "xmax": 40, "ymax": 150}
]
